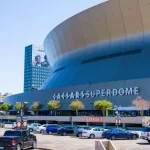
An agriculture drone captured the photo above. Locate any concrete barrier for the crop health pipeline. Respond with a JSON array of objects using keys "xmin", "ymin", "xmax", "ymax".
[{"xmin": 95, "ymin": 140, "xmax": 116, "ymax": 150}]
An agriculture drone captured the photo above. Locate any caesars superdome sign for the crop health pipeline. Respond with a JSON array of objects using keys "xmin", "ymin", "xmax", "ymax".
[{"xmin": 53, "ymin": 87, "xmax": 139, "ymax": 100}]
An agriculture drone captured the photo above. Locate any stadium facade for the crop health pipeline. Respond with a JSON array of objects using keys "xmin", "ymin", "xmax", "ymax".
[{"xmin": 5, "ymin": 0, "xmax": 150, "ymax": 113}]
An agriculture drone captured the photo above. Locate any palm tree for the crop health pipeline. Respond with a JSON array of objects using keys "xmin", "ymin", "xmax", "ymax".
[
  {"xmin": 47, "ymin": 100, "xmax": 61, "ymax": 116},
  {"xmin": 94, "ymin": 100, "xmax": 112, "ymax": 116},
  {"xmin": 70, "ymin": 100, "xmax": 84, "ymax": 116},
  {"xmin": 31, "ymin": 102, "xmax": 43, "ymax": 115}
]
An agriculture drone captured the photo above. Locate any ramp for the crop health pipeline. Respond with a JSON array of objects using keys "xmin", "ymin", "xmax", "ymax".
[{"xmin": 95, "ymin": 140, "xmax": 116, "ymax": 150}]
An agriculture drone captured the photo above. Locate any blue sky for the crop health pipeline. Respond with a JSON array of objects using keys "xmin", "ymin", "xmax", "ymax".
[{"xmin": 0, "ymin": 0, "xmax": 106, "ymax": 94}]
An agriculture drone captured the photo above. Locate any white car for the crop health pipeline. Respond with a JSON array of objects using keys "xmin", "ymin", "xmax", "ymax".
[
  {"xmin": 36, "ymin": 124, "xmax": 49, "ymax": 134},
  {"xmin": 141, "ymin": 126, "xmax": 150, "ymax": 143},
  {"xmin": 82, "ymin": 127, "xmax": 104, "ymax": 139},
  {"xmin": 28, "ymin": 123, "xmax": 42, "ymax": 132},
  {"xmin": 12, "ymin": 122, "xmax": 16, "ymax": 129}
]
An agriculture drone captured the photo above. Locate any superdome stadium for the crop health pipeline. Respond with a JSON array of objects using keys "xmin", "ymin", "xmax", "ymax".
[{"xmin": 5, "ymin": 0, "xmax": 150, "ymax": 114}]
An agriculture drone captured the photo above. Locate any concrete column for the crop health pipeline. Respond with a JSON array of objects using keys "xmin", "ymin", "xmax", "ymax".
[
  {"xmin": 103, "ymin": 122, "xmax": 106, "ymax": 128},
  {"xmin": 71, "ymin": 121, "xmax": 74, "ymax": 126},
  {"xmin": 122, "ymin": 123, "xmax": 126, "ymax": 128}
]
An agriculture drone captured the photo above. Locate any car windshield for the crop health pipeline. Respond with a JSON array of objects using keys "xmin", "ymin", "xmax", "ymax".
[
  {"xmin": 77, "ymin": 126, "xmax": 91, "ymax": 130},
  {"xmin": 4, "ymin": 131, "xmax": 22, "ymax": 136},
  {"xmin": 83, "ymin": 127, "xmax": 92, "ymax": 130}
]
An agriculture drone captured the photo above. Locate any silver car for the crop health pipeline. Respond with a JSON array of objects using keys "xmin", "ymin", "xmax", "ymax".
[
  {"xmin": 36, "ymin": 124, "xmax": 49, "ymax": 134},
  {"xmin": 28, "ymin": 123, "xmax": 41, "ymax": 132}
]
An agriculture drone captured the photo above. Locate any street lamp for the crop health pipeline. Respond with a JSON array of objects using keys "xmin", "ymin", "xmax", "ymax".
[
  {"xmin": 90, "ymin": 102, "xmax": 94, "ymax": 116},
  {"xmin": 114, "ymin": 105, "xmax": 121, "ymax": 128}
]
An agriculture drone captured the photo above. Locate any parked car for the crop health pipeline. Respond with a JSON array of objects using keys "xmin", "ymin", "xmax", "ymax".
[
  {"xmin": 12, "ymin": 122, "xmax": 16, "ymax": 129},
  {"xmin": 36, "ymin": 124, "xmax": 49, "ymax": 134},
  {"xmin": 28, "ymin": 123, "xmax": 42, "ymax": 132},
  {"xmin": 46, "ymin": 124, "xmax": 62, "ymax": 135},
  {"xmin": 82, "ymin": 127, "xmax": 104, "ymax": 139},
  {"xmin": 0, "ymin": 130, "xmax": 37, "ymax": 150},
  {"xmin": 74, "ymin": 126, "xmax": 92, "ymax": 137},
  {"xmin": 102, "ymin": 128, "xmax": 139, "ymax": 140},
  {"xmin": 57, "ymin": 126, "xmax": 75, "ymax": 136},
  {"xmin": 141, "ymin": 126, "xmax": 150, "ymax": 143}
]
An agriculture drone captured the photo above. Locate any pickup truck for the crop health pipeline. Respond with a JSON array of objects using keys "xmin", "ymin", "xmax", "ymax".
[{"xmin": 0, "ymin": 130, "xmax": 37, "ymax": 150}]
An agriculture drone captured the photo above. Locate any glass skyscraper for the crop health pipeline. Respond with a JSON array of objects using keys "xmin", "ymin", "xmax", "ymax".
[{"xmin": 24, "ymin": 45, "xmax": 51, "ymax": 92}]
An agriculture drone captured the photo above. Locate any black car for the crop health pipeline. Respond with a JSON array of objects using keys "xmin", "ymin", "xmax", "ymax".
[
  {"xmin": 57, "ymin": 126, "xmax": 75, "ymax": 136},
  {"xmin": 0, "ymin": 130, "xmax": 37, "ymax": 150}
]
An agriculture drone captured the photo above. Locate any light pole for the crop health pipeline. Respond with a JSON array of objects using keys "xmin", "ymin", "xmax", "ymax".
[
  {"xmin": 15, "ymin": 102, "xmax": 28, "ymax": 130},
  {"xmin": 114, "ymin": 105, "xmax": 121, "ymax": 128},
  {"xmin": 90, "ymin": 102, "xmax": 94, "ymax": 116}
]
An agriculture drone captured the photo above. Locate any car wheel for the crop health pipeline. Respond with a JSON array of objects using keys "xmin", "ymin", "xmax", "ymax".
[
  {"xmin": 29, "ymin": 128, "xmax": 33, "ymax": 132},
  {"xmin": 40, "ymin": 129, "xmax": 44, "ymax": 134},
  {"xmin": 131, "ymin": 135, "xmax": 137, "ymax": 140},
  {"xmin": 78, "ymin": 132, "xmax": 82, "ymax": 137},
  {"xmin": 62, "ymin": 132, "xmax": 67, "ymax": 136},
  {"xmin": 89, "ymin": 134, "xmax": 95, "ymax": 139},
  {"xmin": 32, "ymin": 140, "xmax": 37, "ymax": 149},
  {"xmin": 16, "ymin": 144, "xmax": 21, "ymax": 150},
  {"xmin": 148, "ymin": 140, "xmax": 150, "ymax": 143},
  {"xmin": 48, "ymin": 131, "xmax": 52, "ymax": 135},
  {"xmin": 111, "ymin": 135, "xmax": 116, "ymax": 140}
]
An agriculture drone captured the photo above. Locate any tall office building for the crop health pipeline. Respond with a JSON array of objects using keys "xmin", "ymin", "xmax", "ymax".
[{"xmin": 24, "ymin": 45, "xmax": 51, "ymax": 92}]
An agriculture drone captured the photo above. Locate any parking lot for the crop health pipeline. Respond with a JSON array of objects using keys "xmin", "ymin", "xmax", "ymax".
[{"xmin": 0, "ymin": 128, "xmax": 149, "ymax": 150}]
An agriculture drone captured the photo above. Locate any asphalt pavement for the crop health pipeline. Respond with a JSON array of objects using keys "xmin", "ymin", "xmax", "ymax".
[{"xmin": 0, "ymin": 128, "xmax": 149, "ymax": 150}]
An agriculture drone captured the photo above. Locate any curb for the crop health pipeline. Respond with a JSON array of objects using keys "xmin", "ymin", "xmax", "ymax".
[{"xmin": 37, "ymin": 147, "xmax": 52, "ymax": 150}]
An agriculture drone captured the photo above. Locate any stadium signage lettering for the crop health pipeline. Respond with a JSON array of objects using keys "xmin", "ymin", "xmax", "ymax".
[{"xmin": 53, "ymin": 87, "xmax": 139, "ymax": 100}]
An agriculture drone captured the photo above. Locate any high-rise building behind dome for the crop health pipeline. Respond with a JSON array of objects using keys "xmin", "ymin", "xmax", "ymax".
[{"xmin": 24, "ymin": 45, "xmax": 51, "ymax": 92}]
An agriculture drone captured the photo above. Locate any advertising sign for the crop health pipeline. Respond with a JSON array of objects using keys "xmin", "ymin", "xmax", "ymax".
[
  {"xmin": 22, "ymin": 116, "xmax": 28, "ymax": 122},
  {"xmin": 85, "ymin": 117, "xmax": 103, "ymax": 122},
  {"xmin": 22, "ymin": 122, "xmax": 28, "ymax": 127},
  {"xmin": 16, "ymin": 116, "xmax": 28, "ymax": 129},
  {"xmin": 16, "ymin": 116, "xmax": 22, "ymax": 122},
  {"xmin": 32, "ymin": 49, "xmax": 50, "ymax": 68},
  {"xmin": 16, "ymin": 122, "xmax": 21, "ymax": 128}
]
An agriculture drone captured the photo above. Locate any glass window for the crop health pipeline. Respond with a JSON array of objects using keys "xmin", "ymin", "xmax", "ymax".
[
  {"xmin": 4, "ymin": 131, "xmax": 22, "ymax": 136},
  {"xmin": 93, "ymin": 128, "xmax": 97, "ymax": 131},
  {"xmin": 22, "ymin": 131, "xmax": 29, "ymax": 137}
]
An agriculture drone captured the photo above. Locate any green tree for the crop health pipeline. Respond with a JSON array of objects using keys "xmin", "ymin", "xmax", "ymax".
[
  {"xmin": 1, "ymin": 104, "xmax": 13, "ymax": 111},
  {"xmin": 0, "ymin": 104, "xmax": 2, "ymax": 110},
  {"xmin": 47, "ymin": 100, "xmax": 61, "ymax": 116},
  {"xmin": 31, "ymin": 102, "xmax": 43, "ymax": 115},
  {"xmin": 15, "ymin": 103, "xmax": 25, "ymax": 111},
  {"xmin": 94, "ymin": 100, "xmax": 112, "ymax": 116},
  {"xmin": 15, "ymin": 103, "xmax": 28, "ymax": 115},
  {"xmin": 70, "ymin": 100, "xmax": 84, "ymax": 116}
]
